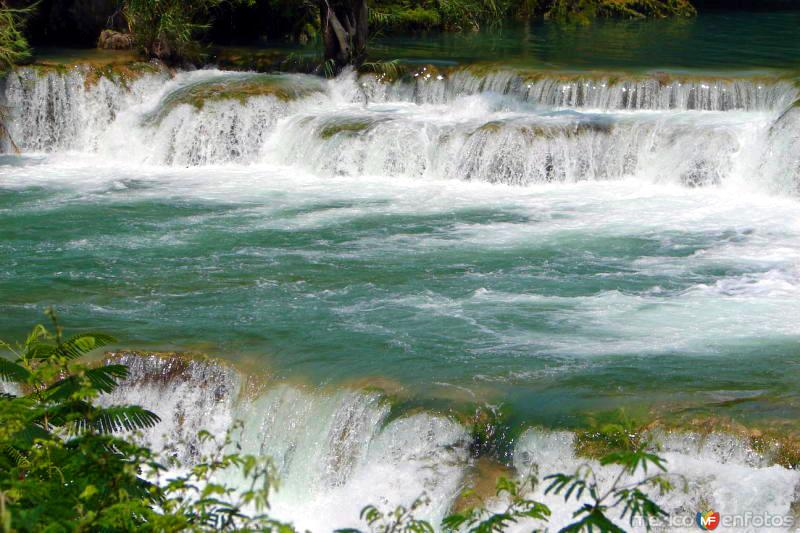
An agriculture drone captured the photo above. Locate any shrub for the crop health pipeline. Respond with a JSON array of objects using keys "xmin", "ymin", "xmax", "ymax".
[{"xmin": 123, "ymin": 0, "xmax": 222, "ymax": 63}]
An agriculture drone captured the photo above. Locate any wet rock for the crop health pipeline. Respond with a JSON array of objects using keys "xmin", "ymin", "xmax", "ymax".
[{"xmin": 98, "ymin": 29, "xmax": 134, "ymax": 50}]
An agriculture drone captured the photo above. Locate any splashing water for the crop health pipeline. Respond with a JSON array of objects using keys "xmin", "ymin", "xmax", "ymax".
[{"xmin": 2, "ymin": 66, "xmax": 798, "ymax": 191}]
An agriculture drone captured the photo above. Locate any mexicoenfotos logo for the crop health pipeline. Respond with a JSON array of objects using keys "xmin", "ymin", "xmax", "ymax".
[{"xmin": 696, "ymin": 510, "xmax": 721, "ymax": 530}]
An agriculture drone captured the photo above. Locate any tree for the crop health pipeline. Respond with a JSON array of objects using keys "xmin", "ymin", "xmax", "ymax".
[
  {"xmin": 0, "ymin": 1, "xmax": 33, "ymax": 71},
  {"xmin": 318, "ymin": 0, "xmax": 368, "ymax": 71}
]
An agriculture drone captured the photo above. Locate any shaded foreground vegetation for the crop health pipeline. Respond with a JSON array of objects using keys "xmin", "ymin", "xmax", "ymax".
[{"xmin": 0, "ymin": 314, "xmax": 676, "ymax": 531}]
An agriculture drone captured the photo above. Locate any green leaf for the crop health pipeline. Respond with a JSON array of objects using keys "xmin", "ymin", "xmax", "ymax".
[
  {"xmin": 57, "ymin": 333, "xmax": 117, "ymax": 360},
  {"xmin": 80, "ymin": 484, "xmax": 99, "ymax": 501},
  {"xmin": 86, "ymin": 405, "xmax": 161, "ymax": 434},
  {"xmin": 0, "ymin": 358, "xmax": 29, "ymax": 383},
  {"xmin": 560, "ymin": 505, "xmax": 626, "ymax": 533},
  {"xmin": 47, "ymin": 364, "xmax": 130, "ymax": 401},
  {"xmin": 600, "ymin": 448, "xmax": 667, "ymax": 475},
  {"xmin": 10, "ymin": 422, "xmax": 52, "ymax": 449}
]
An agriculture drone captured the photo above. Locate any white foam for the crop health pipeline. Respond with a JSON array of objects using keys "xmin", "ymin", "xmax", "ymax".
[
  {"xmin": 510, "ymin": 428, "xmax": 800, "ymax": 532},
  {"xmin": 3, "ymin": 67, "xmax": 798, "ymax": 192}
]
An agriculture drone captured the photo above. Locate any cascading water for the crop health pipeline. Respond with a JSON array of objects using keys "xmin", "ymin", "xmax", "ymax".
[
  {"xmin": 99, "ymin": 353, "xmax": 800, "ymax": 531},
  {"xmin": 104, "ymin": 353, "xmax": 472, "ymax": 531},
  {"xmin": 3, "ymin": 66, "xmax": 798, "ymax": 191},
  {"xmin": 3, "ymin": 61, "xmax": 800, "ymax": 531}
]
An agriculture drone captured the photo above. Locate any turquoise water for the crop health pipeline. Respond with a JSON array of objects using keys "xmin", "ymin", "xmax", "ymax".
[
  {"xmin": 2, "ymin": 11, "xmax": 800, "ymax": 431},
  {"xmin": 210, "ymin": 11, "xmax": 800, "ymax": 73},
  {"xmin": 367, "ymin": 11, "xmax": 800, "ymax": 71},
  {"xmin": 3, "ymin": 163, "xmax": 800, "ymax": 427}
]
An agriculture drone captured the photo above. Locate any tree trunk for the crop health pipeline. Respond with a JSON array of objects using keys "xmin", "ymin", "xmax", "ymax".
[{"xmin": 318, "ymin": 0, "xmax": 368, "ymax": 72}]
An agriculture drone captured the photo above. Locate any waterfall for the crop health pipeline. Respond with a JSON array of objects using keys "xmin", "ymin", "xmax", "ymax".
[
  {"xmin": 760, "ymin": 107, "xmax": 800, "ymax": 194},
  {"xmin": 4, "ymin": 52, "xmax": 800, "ymax": 533},
  {"xmin": 2, "ymin": 65, "xmax": 169, "ymax": 152},
  {"xmin": 2, "ymin": 65, "xmax": 798, "ymax": 192},
  {"xmin": 362, "ymin": 68, "xmax": 799, "ymax": 112},
  {"xmin": 103, "ymin": 353, "xmax": 471, "ymax": 531},
  {"xmin": 100, "ymin": 352, "xmax": 241, "ymax": 463},
  {"xmin": 511, "ymin": 429, "xmax": 800, "ymax": 532},
  {"xmin": 99, "ymin": 353, "xmax": 800, "ymax": 531}
]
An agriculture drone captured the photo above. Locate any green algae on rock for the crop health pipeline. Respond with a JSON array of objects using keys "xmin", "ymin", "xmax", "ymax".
[
  {"xmin": 23, "ymin": 57, "xmax": 167, "ymax": 90},
  {"xmin": 319, "ymin": 118, "xmax": 375, "ymax": 139},
  {"xmin": 147, "ymin": 73, "xmax": 325, "ymax": 124}
]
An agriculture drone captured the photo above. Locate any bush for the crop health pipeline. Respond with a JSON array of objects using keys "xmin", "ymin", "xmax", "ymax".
[
  {"xmin": 123, "ymin": 0, "xmax": 222, "ymax": 63},
  {"xmin": 0, "ymin": 312, "xmax": 289, "ymax": 531}
]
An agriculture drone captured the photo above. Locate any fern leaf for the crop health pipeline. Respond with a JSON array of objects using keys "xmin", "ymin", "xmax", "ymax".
[
  {"xmin": 47, "ymin": 364, "xmax": 130, "ymax": 401},
  {"xmin": 57, "ymin": 333, "xmax": 117, "ymax": 360},
  {"xmin": 73, "ymin": 405, "xmax": 161, "ymax": 435},
  {"xmin": 0, "ymin": 358, "xmax": 30, "ymax": 382}
]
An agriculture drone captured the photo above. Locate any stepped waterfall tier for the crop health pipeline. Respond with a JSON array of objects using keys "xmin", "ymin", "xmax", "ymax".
[
  {"xmin": 2, "ymin": 55, "xmax": 800, "ymax": 530},
  {"xmin": 3, "ymin": 66, "xmax": 798, "ymax": 188}
]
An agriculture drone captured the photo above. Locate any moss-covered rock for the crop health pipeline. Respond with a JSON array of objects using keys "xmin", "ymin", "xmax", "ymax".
[
  {"xmin": 83, "ymin": 61, "xmax": 165, "ymax": 89},
  {"xmin": 179, "ymin": 74, "xmax": 321, "ymax": 107},
  {"xmin": 213, "ymin": 47, "xmax": 320, "ymax": 74},
  {"xmin": 319, "ymin": 118, "xmax": 373, "ymax": 139},
  {"xmin": 147, "ymin": 73, "xmax": 324, "ymax": 123},
  {"xmin": 97, "ymin": 30, "xmax": 135, "ymax": 51}
]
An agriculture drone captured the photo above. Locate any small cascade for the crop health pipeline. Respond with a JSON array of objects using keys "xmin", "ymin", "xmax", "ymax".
[
  {"xmin": 234, "ymin": 384, "xmax": 391, "ymax": 492},
  {"xmin": 94, "ymin": 353, "xmax": 800, "ymax": 531},
  {"xmin": 362, "ymin": 68, "xmax": 800, "ymax": 111},
  {"xmin": 133, "ymin": 72, "xmax": 327, "ymax": 165},
  {"xmin": 273, "ymin": 110, "xmax": 744, "ymax": 186},
  {"xmin": 760, "ymin": 106, "xmax": 800, "ymax": 194},
  {"xmin": 2, "ymin": 64, "xmax": 799, "ymax": 190},
  {"xmin": 141, "ymin": 96, "xmax": 291, "ymax": 165},
  {"xmin": 511, "ymin": 428, "xmax": 800, "ymax": 532},
  {"xmin": 2, "ymin": 65, "xmax": 168, "ymax": 152},
  {"xmin": 99, "ymin": 353, "xmax": 470, "ymax": 530},
  {"xmin": 100, "ymin": 352, "xmax": 241, "ymax": 463}
]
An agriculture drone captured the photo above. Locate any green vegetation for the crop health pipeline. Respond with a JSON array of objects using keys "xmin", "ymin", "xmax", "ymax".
[
  {"xmin": 0, "ymin": 313, "xmax": 294, "ymax": 531},
  {"xmin": 0, "ymin": 0, "xmax": 36, "ymax": 150},
  {"xmin": 122, "ymin": 0, "xmax": 223, "ymax": 63},
  {"xmin": 1, "ymin": 314, "xmax": 675, "ymax": 532},
  {"xmin": 0, "ymin": 0, "xmax": 704, "ymax": 70},
  {"xmin": 544, "ymin": 0, "xmax": 695, "ymax": 22},
  {"xmin": 0, "ymin": 311, "xmax": 160, "ymax": 530},
  {"xmin": 0, "ymin": 1, "xmax": 34, "ymax": 71},
  {"xmin": 8, "ymin": 0, "xmax": 701, "ymax": 68},
  {"xmin": 370, "ymin": 0, "xmax": 695, "ymax": 33}
]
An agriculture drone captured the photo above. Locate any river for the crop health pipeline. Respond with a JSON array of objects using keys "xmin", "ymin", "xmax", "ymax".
[{"xmin": 2, "ymin": 11, "xmax": 800, "ymax": 531}]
